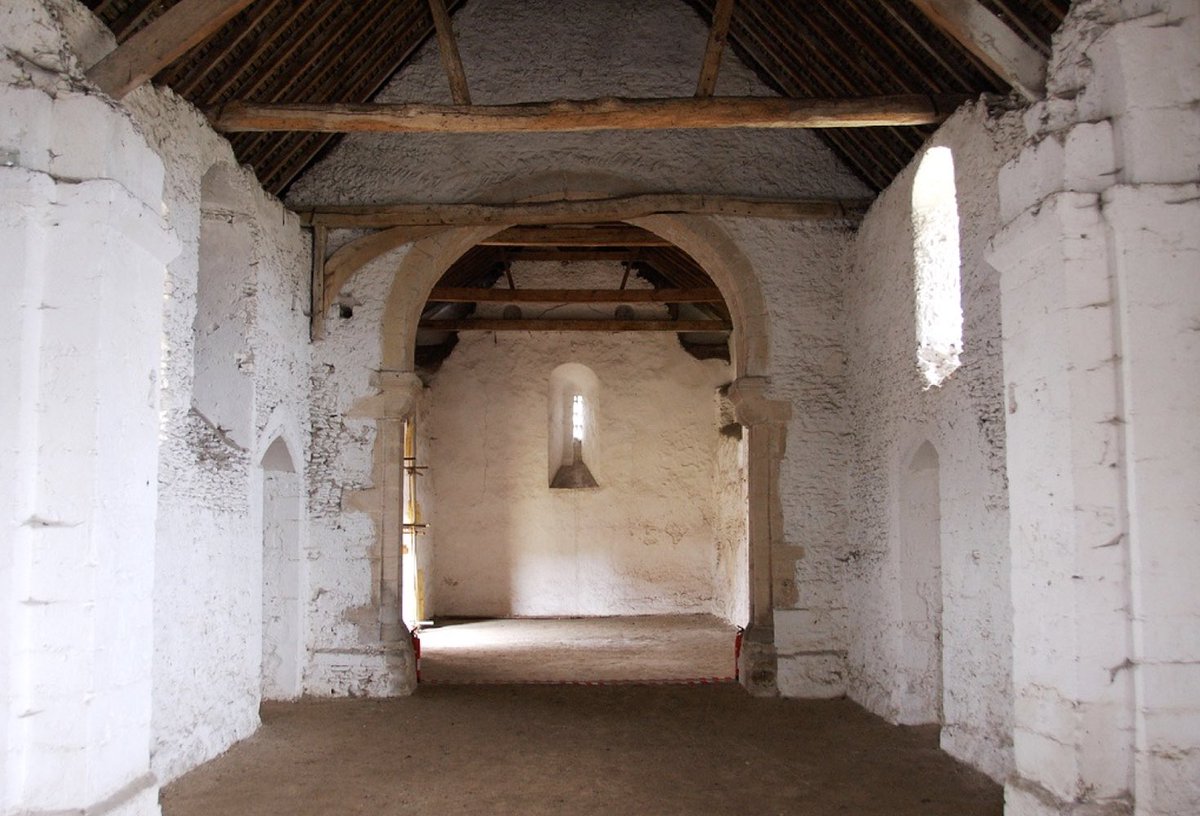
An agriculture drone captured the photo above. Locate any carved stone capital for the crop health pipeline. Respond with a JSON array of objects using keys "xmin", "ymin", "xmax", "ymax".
[
  {"xmin": 380, "ymin": 370, "xmax": 424, "ymax": 419},
  {"xmin": 727, "ymin": 376, "xmax": 791, "ymax": 428}
]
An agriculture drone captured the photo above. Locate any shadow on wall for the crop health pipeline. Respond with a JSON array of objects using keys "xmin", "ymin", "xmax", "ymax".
[
  {"xmin": 898, "ymin": 439, "xmax": 943, "ymax": 725},
  {"xmin": 261, "ymin": 435, "xmax": 303, "ymax": 700}
]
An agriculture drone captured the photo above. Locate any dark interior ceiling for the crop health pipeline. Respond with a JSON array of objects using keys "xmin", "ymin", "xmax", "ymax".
[{"xmin": 84, "ymin": 0, "xmax": 1067, "ymax": 197}]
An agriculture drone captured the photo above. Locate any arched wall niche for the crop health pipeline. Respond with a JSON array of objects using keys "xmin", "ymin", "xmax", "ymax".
[
  {"xmin": 894, "ymin": 434, "xmax": 944, "ymax": 725},
  {"xmin": 194, "ymin": 162, "xmax": 257, "ymax": 449}
]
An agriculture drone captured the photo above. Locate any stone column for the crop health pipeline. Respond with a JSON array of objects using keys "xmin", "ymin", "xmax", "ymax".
[
  {"xmin": 728, "ymin": 377, "xmax": 792, "ymax": 696},
  {"xmin": 989, "ymin": 5, "xmax": 1200, "ymax": 813},
  {"xmin": 376, "ymin": 372, "xmax": 424, "ymax": 678},
  {"xmin": 2, "ymin": 166, "xmax": 178, "ymax": 814}
]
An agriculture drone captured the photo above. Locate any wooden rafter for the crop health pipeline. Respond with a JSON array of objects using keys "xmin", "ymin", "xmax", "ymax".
[
  {"xmin": 208, "ymin": 94, "xmax": 967, "ymax": 134},
  {"xmin": 907, "ymin": 0, "xmax": 1046, "ymax": 98},
  {"xmin": 427, "ymin": 0, "xmax": 471, "ymax": 104},
  {"xmin": 418, "ymin": 319, "xmax": 731, "ymax": 332},
  {"xmin": 478, "ymin": 226, "xmax": 671, "ymax": 247},
  {"xmin": 87, "ymin": 0, "xmax": 257, "ymax": 99},
  {"xmin": 696, "ymin": 0, "xmax": 736, "ymax": 97},
  {"xmin": 428, "ymin": 287, "xmax": 725, "ymax": 304},
  {"xmin": 299, "ymin": 193, "xmax": 871, "ymax": 228}
]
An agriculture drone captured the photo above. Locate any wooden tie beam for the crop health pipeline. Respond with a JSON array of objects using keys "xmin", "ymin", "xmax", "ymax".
[
  {"xmin": 210, "ymin": 94, "xmax": 968, "ymax": 134},
  {"xmin": 419, "ymin": 319, "xmax": 731, "ymax": 332},
  {"xmin": 299, "ymin": 193, "xmax": 872, "ymax": 228},
  {"xmin": 427, "ymin": 287, "xmax": 725, "ymax": 304}
]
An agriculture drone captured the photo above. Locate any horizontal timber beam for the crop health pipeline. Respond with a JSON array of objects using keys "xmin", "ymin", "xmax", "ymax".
[
  {"xmin": 479, "ymin": 225, "xmax": 670, "ymax": 247},
  {"xmin": 88, "ymin": 0, "xmax": 256, "ymax": 99},
  {"xmin": 299, "ymin": 193, "xmax": 872, "ymax": 228},
  {"xmin": 428, "ymin": 287, "xmax": 725, "ymax": 304},
  {"xmin": 418, "ymin": 319, "xmax": 731, "ymax": 332},
  {"xmin": 209, "ymin": 94, "xmax": 968, "ymax": 134}
]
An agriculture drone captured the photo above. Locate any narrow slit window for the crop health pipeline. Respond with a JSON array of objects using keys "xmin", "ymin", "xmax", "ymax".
[
  {"xmin": 549, "ymin": 365, "xmax": 599, "ymax": 490},
  {"xmin": 912, "ymin": 146, "xmax": 963, "ymax": 388},
  {"xmin": 572, "ymin": 394, "xmax": 585, "ymax": 442}
]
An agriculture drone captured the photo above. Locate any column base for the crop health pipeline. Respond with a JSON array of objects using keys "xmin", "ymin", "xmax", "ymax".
[
  {"xmin": 738, "ymin": 625, "xmax": 778, "ymax": 697},
  {"xmin": 1005, "ymin": 777, "xmax": 1132, "ymax": 816}
]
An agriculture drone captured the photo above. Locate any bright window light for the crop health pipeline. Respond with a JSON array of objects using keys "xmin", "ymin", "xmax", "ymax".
[
  {"xmin": 912, "ymin": 146, "xmax": 963, "ymax": 388},
  {"xmin": 571, "ymin": 394, "xmax": 585, "ymax": 442}
]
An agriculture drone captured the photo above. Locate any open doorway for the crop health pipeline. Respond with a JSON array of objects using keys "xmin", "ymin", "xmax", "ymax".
[{"xmin": 407, "ymin": 229, "xmax": 748, "ymax": 684}]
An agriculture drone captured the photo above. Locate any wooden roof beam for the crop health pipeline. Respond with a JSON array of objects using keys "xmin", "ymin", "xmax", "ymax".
[
  {"xmin": 427, "ymin": 0, "xmax": 471, "ymax": 105},
  {"xmin": 696, "ymin": 0, "xmax": 736, "ymax": 97},
  {"xmin": 427, "ymin": 287, "xmax": 725, "ymax": 304},
  {"xmin": 209, "ymin": 93, "xmax": 967, "ymax": 134},
  {"xmin": 87, "ymin": 0, "xmax": 258, "ymax": 99},
  {"xmin": 418, "ymin": 319, "xmax": 731, "ymax": 332},
  {"xmin": 907, "ymin": 0, "xmax": 1047, "ymax": 98},
  {"xmin": 478, "ymin": 225, "xmax": 671, "ymax": 247},
  {"xmin": 298, "ymin": 193, "xmax": 872, "ymax": 228}
]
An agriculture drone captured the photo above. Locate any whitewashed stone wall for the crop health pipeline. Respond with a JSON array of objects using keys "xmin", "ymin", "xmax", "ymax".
[
  {"xmin": 125, "ymin": 89, "xmax": 309, "ymax": 786},
  {"xmin": 0, "ymin": 3, "xmax": 178, "ymax": 813},
  {"xmin": 426, "ymin": 262, "xmax": 735, "ymax": 618},
  {"xmin": 989, "ymin": 2, "xmax": 1200, "ymax": 814},
  {"xmin": 842, "ymin": 103, "xmax": 1025, "ymax": 782},
  {"xmin": 291, "ymin": 0, "xmax": 865, "ymax": 699},
  {"xmin": 0, "ymin": 0, "xmax": 313, "ymax": 787}
]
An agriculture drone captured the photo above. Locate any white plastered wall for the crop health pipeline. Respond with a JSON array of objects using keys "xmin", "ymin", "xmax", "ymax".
[
  {"xmin": 988, "ymin": 1, "xmax": 1200, "ymax": 814},
  {"xmin": 0, "ymin": 0, "xmax": 314, "ymax": 787},
  {"xmin": 842, "ymin": 103, "xmax": 1025, "ymax": 782},
  {"xmin": 293, "ymin": 0, "xmax": 865, "ymax": 699},
  {"xmin": 0, "ymin": 3, "xmax": 179, "ymax": 813},
  {"xmin": 426, "ymin": 262, "xmax": 736, "ymax": 618}
]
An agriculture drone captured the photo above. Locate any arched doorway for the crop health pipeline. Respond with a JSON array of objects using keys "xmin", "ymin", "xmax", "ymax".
[{"xmin": 359, "ymin": 205, "xmax": 787, "ymax": 692}]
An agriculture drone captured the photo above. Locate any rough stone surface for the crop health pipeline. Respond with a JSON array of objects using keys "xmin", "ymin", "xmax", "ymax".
[{"xmin": 842, "ymin": 102, "xmax": 1024, "ymax": 782}]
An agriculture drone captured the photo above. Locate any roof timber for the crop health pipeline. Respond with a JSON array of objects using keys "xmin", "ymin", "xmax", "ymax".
[
  {"xmin": 209, "ymin": 94, "xmax": 967, "ymax": 134},
  {"xmin": 419, "ymin": 319, "xmax": 732, "ymax": 332},
  {"xmin": 83, "ymin": 0, "xmax": 1067, "ymax": 195},
  {"xmin": 300, "ymin": 193, "xmax": 870, "ymax": 229},
  {"xmin": 427, "ymin": 0, "xmax": 472, "ymax": 105},
  {"xmin": 695, "ymin": 0, "xmax": 736, "ymax": 97},
  {"xmin": 908, "ymin": 0, "xmax": 1047, "ymax": 98},
  {"xmin": 428, "ymin": 287, "xmax": 725, "ymax": 304},
  {"xmin": 86, "ymin": 0, "xmax": 257, "ymax": 98}
]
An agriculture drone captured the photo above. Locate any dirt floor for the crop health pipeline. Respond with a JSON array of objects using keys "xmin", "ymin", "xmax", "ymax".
[
  {"xmin": 418, "ymin": 615, "xmax": 738, "ymax": 683},
  {"xmin": 162, "ymin": 684, "xmax": 1002, "ymax": 816}
]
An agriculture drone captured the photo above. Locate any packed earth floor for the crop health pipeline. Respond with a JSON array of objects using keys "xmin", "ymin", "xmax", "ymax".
[
  {"xmin": 163, "ymin": 617, "xmax": 1000, "ymax": 816},
  {"xmin": 161, "ymin": 685, "xmax": 1001, "ymax": 816}
]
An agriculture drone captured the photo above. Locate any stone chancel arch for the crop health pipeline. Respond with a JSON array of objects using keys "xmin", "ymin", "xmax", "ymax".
[{"xmin": 363, "ymin": 200, "xmax": 789, "ymax": 693}]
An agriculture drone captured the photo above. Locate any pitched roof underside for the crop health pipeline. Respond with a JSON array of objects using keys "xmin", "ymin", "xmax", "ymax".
[{"xmin": 84, "ymin": 0, "xmax": 1066, "ymax": 195}]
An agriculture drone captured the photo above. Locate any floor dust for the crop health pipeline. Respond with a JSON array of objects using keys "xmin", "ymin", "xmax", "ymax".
[
  {"xmin": 418, "ymin": 614, "xmax": 737, "ymax": 683},
  {"xmin": 162, "ymin": 684, "xmax": 1001, "ymax": 816}
]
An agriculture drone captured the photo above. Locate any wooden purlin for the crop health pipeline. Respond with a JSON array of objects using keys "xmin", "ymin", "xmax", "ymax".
[
  {"xmin": 727, "ymin": 0, "xmax": 905, "ymax": 187},
  {"xmin": 264, "ymin": 0, "xmax": 459, "ymax": 195},
  {"xmin": 250, "ymin": 0, "xmax": 430, "ymax": 176},
  {"xmin": 715, "ymin": 0, "xmax": 897, "ymax": 188},
  {"xmin": 163, "ymin": 0, "xmax": 285, "ymax": 95},
  {"xmin": 234, "ymin": 0, "xmax": 389, "ymax": 165}
]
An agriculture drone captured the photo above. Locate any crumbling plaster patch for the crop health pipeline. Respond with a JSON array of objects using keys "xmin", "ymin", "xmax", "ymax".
[{"xmin": 842, "ymin": 102, "xmax": 1024, "ymax": 783}]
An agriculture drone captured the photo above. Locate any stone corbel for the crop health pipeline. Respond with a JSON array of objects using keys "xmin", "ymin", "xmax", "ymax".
[{"xmin": 727, "ymin": 376, "xmax": 791, "ymax": 695}]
